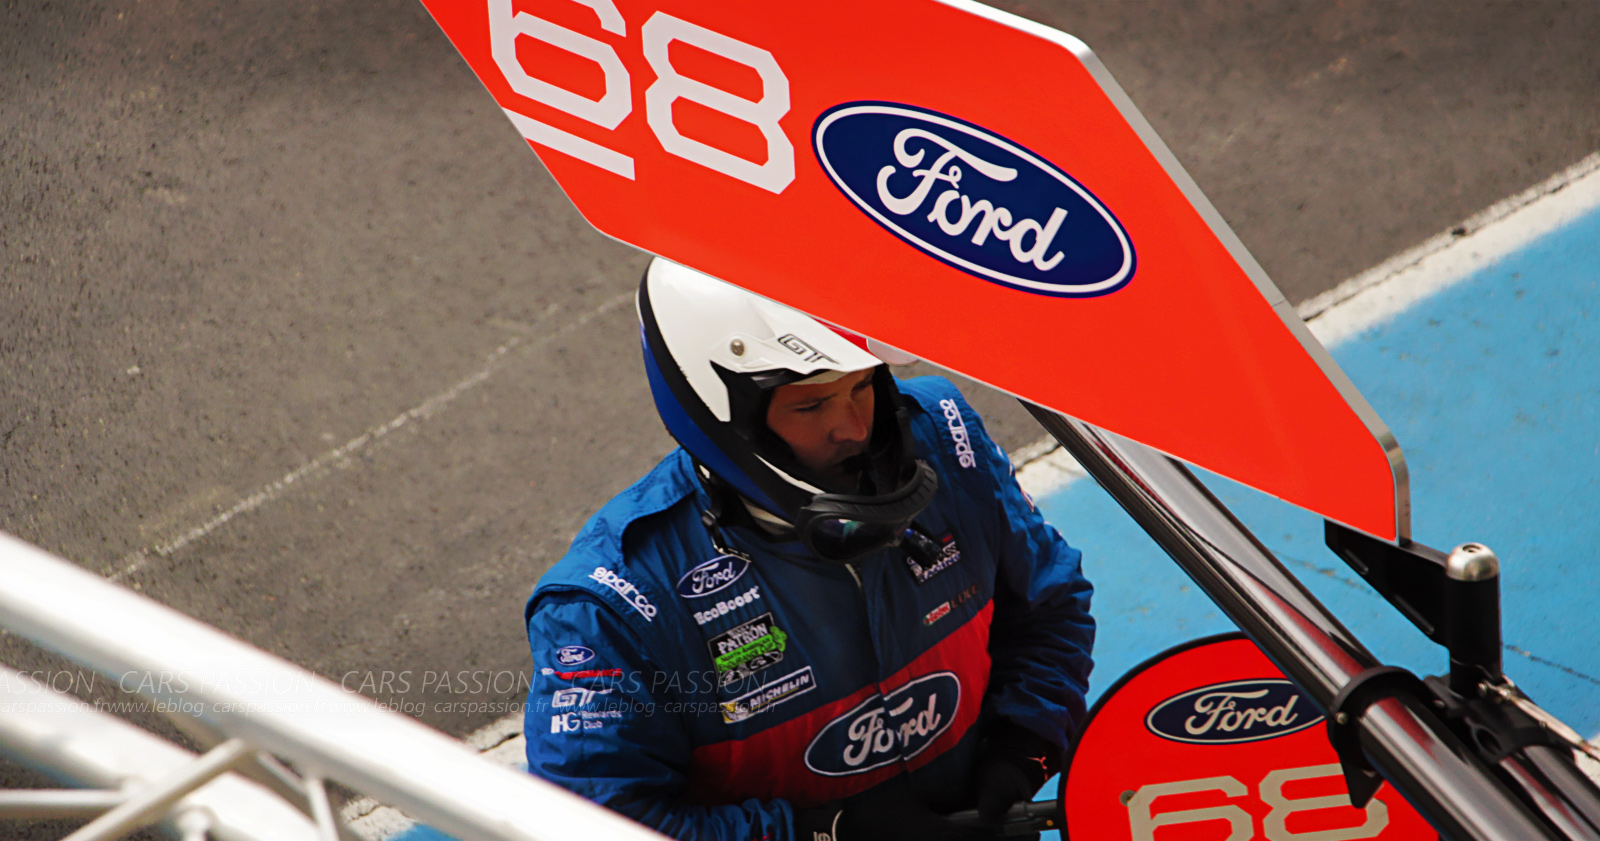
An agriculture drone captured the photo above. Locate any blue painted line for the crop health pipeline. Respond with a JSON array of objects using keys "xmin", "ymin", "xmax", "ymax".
[{"xmin": 1041, "ymin": 203, "xmax": 1600, "ymax": 729}]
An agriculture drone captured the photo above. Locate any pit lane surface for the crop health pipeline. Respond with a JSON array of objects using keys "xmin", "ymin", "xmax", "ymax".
[{"xmin": 3, "ymin": 1, "xmax": 1600, "ymax": 835}]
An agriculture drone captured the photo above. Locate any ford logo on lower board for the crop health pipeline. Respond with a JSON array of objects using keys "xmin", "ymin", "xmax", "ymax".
[
  {"xmin": 805, "ymin": 672, "xmax": 960, "ymax": 776},
  {"xmin": 676, "ymin": 554, "xmax": 751, "ymax": 599},
  {"xmin": 813, "ymin": 102, "xmax": 1134, "ymax": 298},
  {"xmin": 1145, "ymin": 678, "xmax": 1322, "ymax": 744}
]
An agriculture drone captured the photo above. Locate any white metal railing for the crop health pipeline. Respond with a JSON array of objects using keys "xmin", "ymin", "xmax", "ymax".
[
  {"xmin": 0, "ymin": 665, "xmax": 320, "ymax": 839},
  {"xmin": 0, "ymin": 532, "xmax": 665, "ymax": 841}
]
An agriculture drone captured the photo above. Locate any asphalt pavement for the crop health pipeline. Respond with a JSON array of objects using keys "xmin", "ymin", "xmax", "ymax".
[{"xmin": 2, "ymin": 2, "xmax": 1598, "ymax": 818}]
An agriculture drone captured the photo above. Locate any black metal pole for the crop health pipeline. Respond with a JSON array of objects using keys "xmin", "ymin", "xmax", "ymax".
[{"xmin": 1026, "ymin": 406, "xmax": 1565, "ymax": 841}]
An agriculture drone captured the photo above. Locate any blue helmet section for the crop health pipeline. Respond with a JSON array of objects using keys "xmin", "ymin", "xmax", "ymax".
[{"xmin": 639, "ymin": 325, "xmax": 785, "ymax": 516}]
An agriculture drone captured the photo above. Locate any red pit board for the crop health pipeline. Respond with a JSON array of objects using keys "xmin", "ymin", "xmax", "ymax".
[{"xmin": 418, "ymin": 0, "xmax": 1410, "ymax": 541}]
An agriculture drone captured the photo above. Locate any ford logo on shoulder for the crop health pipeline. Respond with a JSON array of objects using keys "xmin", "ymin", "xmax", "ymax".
[
  {"xmin": 1146, "ymin": 679, "xmax": 1322, "ymax": 744},
  {"xmin": 676, "ymin": 554, "xmax": 751, "ymax": 600},
  {"xmin": 804, "ymin": 672, "xmax": 960, "ymax": 776},
  {"xmin": 554, "ymin": 646, "xmax": 595, "ymax": 667},
  {"xmin": 813, "ymin": 102, "xmax": 1134, "ymax": 297}
]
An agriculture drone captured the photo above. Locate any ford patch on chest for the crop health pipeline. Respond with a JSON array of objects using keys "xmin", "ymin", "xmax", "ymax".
[
  {"xmin": 813, "ymin": 102, "xmax": 1134, "ymax": 298},
  {"xmin": 677, "ymin": 554, "xmax": 751, "ymax": 600},
  {"xmin": 804, "ymin": 672, "xmax": 960, "ymax": 776},
  {"xmin": 1145, "ymin": 678, "xmax": 1322, "ymax": 744}
]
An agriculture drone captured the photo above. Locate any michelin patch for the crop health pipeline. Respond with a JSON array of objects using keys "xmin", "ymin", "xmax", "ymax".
[{"xmin": 721, "ymin": 666, "xmax": 815, "ymax": 724}]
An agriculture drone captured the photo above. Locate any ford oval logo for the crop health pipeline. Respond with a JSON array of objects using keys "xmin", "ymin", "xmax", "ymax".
[
  {"xmin": 804, "ymin": 672, "xmax": 960, "ymax": 776},
  {"xmin": 813, "ymin": 102, "xmax": 1135, "ymax": 297},
  {"xmin": 676, "ymin": 554, "xmax": 751, "ymax": 600},
  {"xmin": 1145, "ymin": 679, "xmax": 1322, "ymax": 744},
  {"xmin": 554, "ymin": 646, "xmax": 594, "ymax": 667}
]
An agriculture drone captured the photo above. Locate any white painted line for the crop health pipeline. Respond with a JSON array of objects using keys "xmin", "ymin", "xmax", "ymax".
[
  {"xmin": 1297, "ymin": 152, "xmax": 1600, "ymax": 324},
  {"xmin": 1305, "ymin": 152, "xmax": 1600, "ymax": 347},
  {"xmin": 108, "ymin": 293, "xmax": 634, "ymax": 583},
  {"xmin": 1014, "ymin": 446, "xmax": 1088, "ymax": 500}
]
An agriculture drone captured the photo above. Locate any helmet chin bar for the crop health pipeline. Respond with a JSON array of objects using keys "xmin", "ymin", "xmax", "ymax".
[
  {"xmin": 792, "ymin": 459, "xmax": 939, "ymax": 562},
  {"xmin": 696, "ymin": 458, "xmax": 940, "ymax": 564}
]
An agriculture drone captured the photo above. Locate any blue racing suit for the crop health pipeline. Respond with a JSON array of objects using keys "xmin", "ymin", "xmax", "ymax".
[{"xmin": 524, "ymin": 376, "xmax": 1094, "ymax": 840}]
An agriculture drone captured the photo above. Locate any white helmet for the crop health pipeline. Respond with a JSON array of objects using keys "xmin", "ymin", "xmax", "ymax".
[{"xmin": 637, "ymin": 258, "xmax": 937, "ymax": 561}]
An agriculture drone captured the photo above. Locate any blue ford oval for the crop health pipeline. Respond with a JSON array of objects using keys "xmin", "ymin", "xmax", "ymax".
[
  {"xmin": 804, "ymin": 671, "xmax": 960, "ymax": 776},
  {"xmin": 1145, "ymin": 678, "xmax": 1322, "ymax": 745},
  {"xmin": 813, "ymin": 102, "xmax": 1135, "ymax": 297},
  {"xmin": 676, "ymin": 554, "xmax": 751, "ymax": 600},
  {"xmin": 554, "ymin": 645, "xmax": 595, "ymax": 667}
]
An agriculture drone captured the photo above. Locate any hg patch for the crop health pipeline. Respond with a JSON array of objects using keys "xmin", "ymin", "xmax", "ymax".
[{"xmin": 708, "ymin": 612, "xmax": 788, "ymax": 687}]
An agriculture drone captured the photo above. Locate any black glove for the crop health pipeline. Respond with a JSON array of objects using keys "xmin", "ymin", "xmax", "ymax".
[
  {"xmin": 795, "ymin": 777, "xmax": 983, "ymax": 841},
  {"xmin": 973, "ymin": 720, "xmax": 1058, "ymax": 826}
]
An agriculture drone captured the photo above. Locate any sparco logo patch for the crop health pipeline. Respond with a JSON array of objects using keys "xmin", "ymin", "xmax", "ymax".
[
  {"xmin": 676, "ymin": 554, "xmax": 751, "ymax": 600},
  {"xmin": 721, "ymin": 666, "xmax": 815, "ymax": 724},
  {"xmin": 938, "ymin": 399, "xmax": 976, "ymax": 468},
  {"xmin": 813, "ymin": 102, "xmax": 1135, "ymax": 297},
  {"xmin": 1145, "ymin": 679, "xmax": 1322, "ymax": 744},
  {"xmin": 804, "ymin": 672, "xmax": 960, "ymax": 776},
  {"xmin": 708, "ymin": 611, "xmax": 788, "ymax": 687},
  {"xmin": 589, "ymin": 567, "xmax": 657, "ymax": 621},
  {"xmin": 693, "ymin": 585, "xmax": 763, "ymax": 626},
  {"xmin": 554, "ymin": 646, "xmax": 594, "ymax": 667}
]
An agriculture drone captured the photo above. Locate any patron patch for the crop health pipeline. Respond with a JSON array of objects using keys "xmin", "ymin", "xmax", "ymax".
[
  {"xmin": 708, "ymin": 612, "xmax": 788, "ymax": 687},
  {"xmin": 721, "ymin": 666, "xmax": 816, "ymax": 724},
  {"xmin": 814, "ymin": 102, "xmax": 1135, "ymax": 297},
  {"xmin": 804, "ymin": 672, "xmax": 960, "ymax": 776}
]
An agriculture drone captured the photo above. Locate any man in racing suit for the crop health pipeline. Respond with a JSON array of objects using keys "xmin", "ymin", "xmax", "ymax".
[{"xmin": 524, "ymin": 259, "xmax": 1094, "ymax": 840}]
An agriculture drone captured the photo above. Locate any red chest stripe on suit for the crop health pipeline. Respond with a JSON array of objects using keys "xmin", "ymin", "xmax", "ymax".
[{"xmin": 687, "ymin": 601, "xmax": 993, "ymax": 808}]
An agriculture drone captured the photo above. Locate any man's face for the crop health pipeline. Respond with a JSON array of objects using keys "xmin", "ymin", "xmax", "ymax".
[{"xmin": 765, "ymin": 368, "xmax": 876, "ymax": 487}]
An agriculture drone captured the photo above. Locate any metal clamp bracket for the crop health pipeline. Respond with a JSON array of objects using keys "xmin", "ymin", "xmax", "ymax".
[
  {"xmin": 1325, "ymin": 523, "xmax": 1503, "ymax": 695},
  {"xmin": 1327, "ymin": 665, "xmax": 1430, "ymax": 809},
  {"xmin": 1425, "ymin": 675, "xmax": 1576, "ymax": 764}
]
